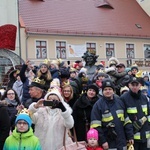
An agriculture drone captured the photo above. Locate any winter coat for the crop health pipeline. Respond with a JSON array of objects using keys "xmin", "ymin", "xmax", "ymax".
[
  {"xmin": 91, "ymin": 96, "xmax": 133, "ymax": 150},
  {"xmin": 0, "ymin": 106, "xmax": 10, "ymax": 150},
  {"xmin": 120, "ymin": 90, "xmax": 150, "ymax": 142},
  {"xmin": 20, "ymin": 64, "xmax": 31, "ymax": 103},
  {"xmin": 50, "ymin": 68, "xmax": 60, "ymax": 79},
  {"xmin": 3, "ymin": 128, "xmax": 41, "ymax": 150},
  {"xmin": 86, "ymin": 146, "xmax": 103, "ymax": 150},
  {"xmin": 28, "ymin": 102, "xmax": 74, "ymax": 150},
  {"xmin": 12, "ymin": 80, "xmax": 23, "ymax": 101},
  {"xmin": 72, "ymin": 93, "xmax": 99, "ymax": 141}
]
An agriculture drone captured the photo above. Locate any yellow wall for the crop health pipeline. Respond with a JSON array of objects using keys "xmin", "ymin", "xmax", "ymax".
[{"xmin": 20, "ymin": 28, "xmax": 150, "ymax": 68}]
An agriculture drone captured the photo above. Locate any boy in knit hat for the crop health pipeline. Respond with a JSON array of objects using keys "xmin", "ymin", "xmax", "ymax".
[
  {"xmin": 3, "ymin": 112, "xmax": 41, "ymax": 150},
  {"xmin": 86, "ymin": 128, "xmax": 103, "ymax": 150}
]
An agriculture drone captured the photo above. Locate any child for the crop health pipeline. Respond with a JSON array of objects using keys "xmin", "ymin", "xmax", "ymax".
[
  {"xmin": 86, "ymin": 128, "xmax": 103, "ymax": 150},
  {"xmin": 3, "ymin": 112, "xmax": 41, "ymax": 150}
]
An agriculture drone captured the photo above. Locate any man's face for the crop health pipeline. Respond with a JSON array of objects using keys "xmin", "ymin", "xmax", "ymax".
[
  {"xmin": 117, "ymin": 66, "xmax": 125, "ymax": 73},
  {"xmin": 78, "ymin": 62, "xmax": 83, "ymax": 68},
  {"xmin": 103, "ymin": 87, "xmax": 114, "ymax": 99},
  {"xmin": 129, "ymin": 82, "xmax": 141, "ymax": 93},
  {"xmin": 29, "ymin": 87, "xmax": 42, "ymax": 98}
]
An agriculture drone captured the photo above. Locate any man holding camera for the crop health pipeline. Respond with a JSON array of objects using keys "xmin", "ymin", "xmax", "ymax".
[
  {"xmin": 91, "ymin": 79, "xmax": 134, "ymax": 150},
  {"xmin": 120, "ymin": 77, "xmax": 150, "ymax": 150}
]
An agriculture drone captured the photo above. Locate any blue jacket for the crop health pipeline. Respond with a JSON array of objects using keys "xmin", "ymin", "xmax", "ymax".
[
  {"xmin": 91, "ymin": 95, "xmax": 133, "ymax": 149},
  {"xmin": 120, "ymin": 90, "xmax": 150, "ymax": 142}
]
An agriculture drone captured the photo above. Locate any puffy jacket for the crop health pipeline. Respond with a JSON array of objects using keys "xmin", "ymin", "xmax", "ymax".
[
  {"xmin": 3, "ymin": 128, "xmax": 41, "ymax": 150},
  {"xmin": 120, "ymin": 90, "xmax": 150, "ymax": 142},
  {"xmin": 91, "ymin": 96, "xmax": 133, "ymax": 150}
]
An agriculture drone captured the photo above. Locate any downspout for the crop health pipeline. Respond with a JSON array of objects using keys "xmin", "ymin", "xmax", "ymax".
[
  {"xmin": 26, "ymin": 33, "xmax": 29, "ymax": 61},
  {"xmin": 17, "ymin": 0, "xmax": 21, "ymax": 64}
]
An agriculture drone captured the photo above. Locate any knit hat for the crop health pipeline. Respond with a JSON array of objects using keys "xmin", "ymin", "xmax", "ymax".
[
  {"xmin": 39, "ymin": 63, "xmax": 49, "ymax": 68},
  {"xmin": 120, "ymin": 86, "xmax": 129, "ymax": 94},
  {"xmin": 87, "ymin": 128, "xmax": 98, "ymax": 140},
  {"xmin": 60, "ymin": 68, "xmax": 70, "ymax": 79},
  {"xmin": 131, "ymin": 64, "xmax": 138, "ymax": 71},
  {"xmin": 108, "ymin": 57, "xmax": 119, "ymax": 67},
  {"xmin": 96, "ymin": 70, "xmax": 109, "ymax": 79},
  {"xmin": 15, "ymin": 114, "xmax": 32, "ymax": 127},
  {"xmin": 87, "ymin": 84, "xmax": 99, "ymax": 95},
  {"xmin": 44, "ymin": 89, "xmax": 63, "ymax": 101},
  {"xmin": 102, "ymin": 79, "xmax": 115, "ymax": 91}
]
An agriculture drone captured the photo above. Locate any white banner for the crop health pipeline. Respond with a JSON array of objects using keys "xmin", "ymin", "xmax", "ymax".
[{"xmin": 67, "ymin": 44, "xmax": 86, "ymax": 57}]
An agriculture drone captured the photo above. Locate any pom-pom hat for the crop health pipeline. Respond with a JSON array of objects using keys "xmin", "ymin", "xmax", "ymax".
[
  {"xmin": 15, "ymin": 114, "xmax": 32, "ymax": 127},
  {"xmin": 87, "ymin": 128, "xmax": 98, "ymax": 140}
]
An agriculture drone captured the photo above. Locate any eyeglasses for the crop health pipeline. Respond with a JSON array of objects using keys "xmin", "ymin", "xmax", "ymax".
[
  {"xmin": 63, "ymin": 90, "xmax": 71, "ymax": 93},
  {"xmin": 17, "ymin": 121, "xmax": 28, "ymax": 125},
  {"xmin": 7, "ymin": 93, "xmax": 15, "ymax": 95}
]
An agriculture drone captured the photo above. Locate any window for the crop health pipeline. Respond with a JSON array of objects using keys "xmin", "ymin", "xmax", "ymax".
[
  {"xmin": 144, "ymin": 44, "xmax": 150, "ymax": 59},
  {"xmin": 126, "ymin": 44, "xmax": 135, "ymax": 59},
  {"xmin": 106, "ymin": 43, "xmax": 115, "ymax": 59},
  {"xmin": 56, "ymin": 41, "xmax": 66, "ymax": 59},
  {"xmin": 86, "ymin": 43, "xmax": 96, "ymax": 55},
  {"xmin": 36, "ymin": 41, "xmax": 47, "ymax": 59}
]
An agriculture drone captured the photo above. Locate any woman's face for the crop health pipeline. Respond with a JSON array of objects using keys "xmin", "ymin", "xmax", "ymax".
[
  {"xmin": 7, "ymin": 90, "xmax": 15, "ymax": 100},
  {"xmin": 63, "ymin": 87, "xmax": 72, "ymax": 98},
  {"xmin": 40, "ymin": 65, "xmax": 48, "ymax": 73},
  {"xmin": 47, "ymin": 94, "xmax": 60, "ymax": 101},
  {"xmin": 87, "ymin": 89, "xmax": 96, "ymax": 99}
]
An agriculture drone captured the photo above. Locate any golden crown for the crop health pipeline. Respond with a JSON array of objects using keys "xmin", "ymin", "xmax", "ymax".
[
  {"xmin": 17, "ymin": 108, "xmax": 32, "ymax": 116},
  {"xmin": 43, "ymin": 59, "xmax": 50, "ymax": 65},
  {"xmin": 32, "ymin": 77, "xmax": 45, "ymax": 85}
]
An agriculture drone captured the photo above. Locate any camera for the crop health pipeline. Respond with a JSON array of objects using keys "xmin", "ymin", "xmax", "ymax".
[
  {"xmin": 43, "ymin": 100, "xmax": 60, "ymax": 107},
  {"xmin": 43, "ymin": 100, "xmax": 54, "ymax": 106}
]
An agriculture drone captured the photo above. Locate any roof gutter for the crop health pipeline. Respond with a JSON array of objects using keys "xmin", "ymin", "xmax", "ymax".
[{"xmin": 25, "ymin": 31, "xmax": 150, "ymax": 40}]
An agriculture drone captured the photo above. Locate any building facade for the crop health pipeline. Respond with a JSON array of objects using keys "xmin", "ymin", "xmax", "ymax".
[{"xmin": 19, "ymin": 0, "xmax": 150, "ymax": 69}]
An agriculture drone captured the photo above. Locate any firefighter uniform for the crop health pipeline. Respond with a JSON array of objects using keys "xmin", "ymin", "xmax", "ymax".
[
  {"xmin": 121, "ymin": 90, "xmax": 150, "ymax": 149},
  {"xmin": 91, "ymin": 95, "xmax": 133, "ymax": 150}
]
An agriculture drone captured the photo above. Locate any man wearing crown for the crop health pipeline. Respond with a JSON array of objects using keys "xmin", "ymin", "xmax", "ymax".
[{"xmin": 24, "ymin": 77, "xmax": 46, "ymax": 108}]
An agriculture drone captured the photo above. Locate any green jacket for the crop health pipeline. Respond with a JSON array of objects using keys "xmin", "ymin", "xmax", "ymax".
[{"xmin": 3, "ymin": 128, "xmax": 41, "ymax": 150}]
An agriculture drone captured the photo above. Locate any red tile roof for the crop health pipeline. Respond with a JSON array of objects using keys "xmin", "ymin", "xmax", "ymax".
[{"xmin": 19, "ymin": 0, "xmax": 150, "ymax": 38}]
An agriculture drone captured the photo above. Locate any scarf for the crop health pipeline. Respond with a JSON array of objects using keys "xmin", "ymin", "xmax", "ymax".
[{"xmin": 5, "ymin": 98, "xmax": 18, "ymax": 106}]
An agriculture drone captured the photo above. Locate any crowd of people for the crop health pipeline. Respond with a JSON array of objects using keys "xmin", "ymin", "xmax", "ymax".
[{"xmin": 0, "ymin": 56, "xmax": 150, "ymax": 150}]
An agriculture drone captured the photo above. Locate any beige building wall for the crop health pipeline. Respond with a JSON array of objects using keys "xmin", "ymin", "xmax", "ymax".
[
  {"xmin": 20, "ymin": 28, "xmax": 150, "ymax": 69},
  {"xmin": 137, "ymin": 0, "xmax": 150, "ymax": 16}
]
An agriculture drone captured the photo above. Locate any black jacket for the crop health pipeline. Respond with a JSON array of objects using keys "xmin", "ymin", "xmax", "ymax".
[
  {"xmin": 72, "ymin": 93, "xmax": 99, "ymax": 141},
  {"xmin": 120, "ymin": 90, "xmax": 150, "ymax": 142},
  {"xmin": 0, "ymin": 105, "xmax": 10, "ymax": 150}
]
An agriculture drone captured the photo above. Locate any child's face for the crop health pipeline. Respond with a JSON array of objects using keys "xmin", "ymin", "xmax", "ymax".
[
  {"xmin": 16, "ymin": 120, "xmax": 29, "ymax": 132},
  {"xmin": 88, "ymin": 138, "xmax": 98, "ymax": 147},
  {"xmin": 97, "ymin": 76, "xmax": 105, "ymax": 81}
]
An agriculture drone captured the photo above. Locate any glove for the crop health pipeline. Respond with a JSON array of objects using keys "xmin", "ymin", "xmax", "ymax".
[
  {"xmin": 106, "ymin": 122, "xmax": 117, "ymax": 140},
  {"xmin": 133, "ymin": 120, "xmax": 142, "ymax": 133},
  {"xmin": 133, "ymin": 116, "xmax": 147, "ymax": 133},
  {"xmin": 52, "ymin": 100, "xmax": 66, "ymax": 112}
]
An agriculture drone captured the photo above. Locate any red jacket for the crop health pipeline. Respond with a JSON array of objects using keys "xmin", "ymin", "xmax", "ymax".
[{"xmin": 86, "ymin": 146, "xmax": 103, "ymax": 150}]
